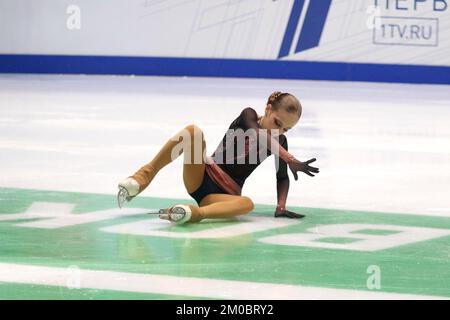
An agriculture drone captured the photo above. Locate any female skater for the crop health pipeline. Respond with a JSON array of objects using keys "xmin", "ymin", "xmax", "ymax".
[{"xmin": 117, "ymin": 92, "xmax": 319, "ymax": 224}]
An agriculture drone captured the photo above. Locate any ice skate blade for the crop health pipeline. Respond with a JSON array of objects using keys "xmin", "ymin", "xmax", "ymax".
[
  {"xmin": 158, "ymin": 207, "xmax": 186, "ymax": 222},
  {"xmin": 117, "ymin": 186, "xmax": 134, "ymax": 208}
]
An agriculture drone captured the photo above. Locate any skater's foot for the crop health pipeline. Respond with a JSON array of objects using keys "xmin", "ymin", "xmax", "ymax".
[
  {"xmin": 159, "ymin": 204, "xmax": 193, "ymax": 224},
  {"xmin": 117, "ymin": 177, "xmax": 140, "ymax": 208}
]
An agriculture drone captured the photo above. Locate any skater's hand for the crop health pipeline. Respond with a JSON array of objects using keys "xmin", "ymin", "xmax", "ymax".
[
  {"xmin": 274, "ymin": 208, "xmax": 305, "ymax": 219},
  {"xmin": 287, "ymin": 158, "xmax": 319, "ymax": 180}
]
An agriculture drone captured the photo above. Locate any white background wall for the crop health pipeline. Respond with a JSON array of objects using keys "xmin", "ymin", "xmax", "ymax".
[{"xmin": 1, "ymin": 0, "xmax": 449, "ymax": 66}]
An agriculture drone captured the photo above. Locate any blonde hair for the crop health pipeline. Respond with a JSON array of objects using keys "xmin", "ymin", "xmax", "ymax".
[{"xmin": 267, "ymin": 91, "xmax": 302, "ymax": 117}]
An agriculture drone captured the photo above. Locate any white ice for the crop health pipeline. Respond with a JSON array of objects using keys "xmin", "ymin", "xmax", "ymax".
[{"xmin": 0, "ymin": 74, "xmax": 449, "ymax": 217}]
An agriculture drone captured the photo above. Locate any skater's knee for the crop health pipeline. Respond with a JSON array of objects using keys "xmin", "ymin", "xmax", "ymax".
[
  {"xmin": 241, "ymin": 196, "xmax": 254, "ymax": 213},
  {"xmin": 185, "ymin": 124, "xmax": 206, "ymax": 151},
  {"xmin": 185, "ymin": 124, "xmax": 203, "ymax": 136}
]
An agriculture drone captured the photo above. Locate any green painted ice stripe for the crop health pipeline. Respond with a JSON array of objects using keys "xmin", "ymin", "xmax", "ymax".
[
  {"xmin": 0, "ymin": 263, "xmax": 446, "ymax": 300},
  {"xmin": 0, "ymin": 187, "xmax": 449, "ymax": 299},
  {"xmin": 0, "ymin": 282, "xmax": 204, "ymax": 300}
]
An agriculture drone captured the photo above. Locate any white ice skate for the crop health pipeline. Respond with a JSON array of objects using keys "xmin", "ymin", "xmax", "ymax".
[
  {"xmin": 117, "ymin": 177, "xmax": 140, "ymax": 208},
  {"xmin": 158, "ymin": 204, "xmax": 192, "ymax": 224}
]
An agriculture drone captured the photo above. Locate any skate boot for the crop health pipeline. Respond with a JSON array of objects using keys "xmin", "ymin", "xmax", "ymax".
[
  {"xmin": 158, "ymin": 205, "xmax": 192, "ymax": 224},
  {"xmin": 117, "ymin": 163, "xmax": 157, "ymax": 208},
  {"xmin": 117, "ymin": 177, "xmax": 141, "ymax": 208}
]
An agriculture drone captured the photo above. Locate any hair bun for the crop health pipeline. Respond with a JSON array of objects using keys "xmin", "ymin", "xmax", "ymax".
[{"xmin": 269, "ymin": 91, "xmax": 283, "ymax": 103}]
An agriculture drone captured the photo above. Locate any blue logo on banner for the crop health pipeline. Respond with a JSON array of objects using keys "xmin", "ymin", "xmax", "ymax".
[{"xmin": 278, "ymin": 0, "xmax": 332, "ymax": 58}]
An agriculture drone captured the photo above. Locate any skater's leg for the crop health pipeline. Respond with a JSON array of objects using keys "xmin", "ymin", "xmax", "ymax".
[
  {"xmin": 131, "ymin": 124, "xmax": 205, "ymax": 193},
  {"xmin": 196, "ymin": 193, "xmax": 254, "ymax": 220},
  {"xmin": 182, "ymin": 124, "xmax": 207, "ymax": 194},
  {"xmin": 160, "ymin": 194, "xmax": 254, "ymax": 224}
]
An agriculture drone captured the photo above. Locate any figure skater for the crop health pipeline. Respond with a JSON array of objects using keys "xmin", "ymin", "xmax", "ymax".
[{"xmin": 117, "ymin": 92, "xmax": 319, "ymax": 224}]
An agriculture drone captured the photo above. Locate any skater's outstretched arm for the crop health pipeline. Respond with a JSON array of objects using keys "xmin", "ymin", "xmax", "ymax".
[{"xmin": 273, "ymin": 133, "xmax": 305, "ymax": 219}]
